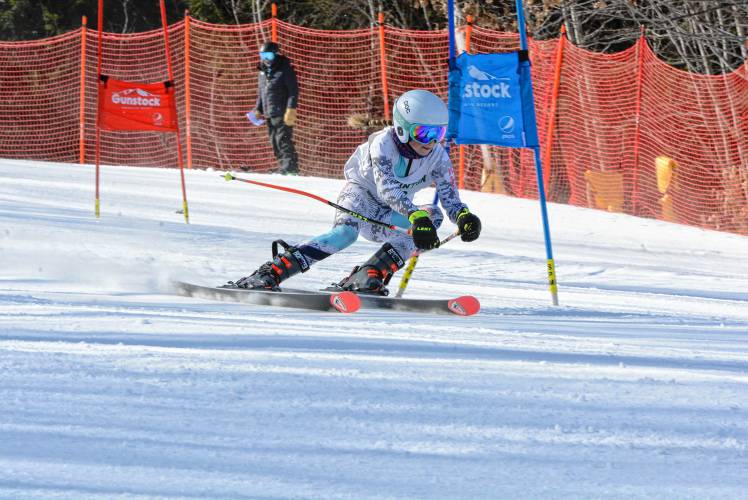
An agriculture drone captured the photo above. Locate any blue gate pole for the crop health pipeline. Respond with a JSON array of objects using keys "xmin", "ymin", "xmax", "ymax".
[
  {"xmin": 438, "ymin": 0, "xmax": 458, "ymax": 207},
  {"xmin": 430, "ymin": 0, "xmax": 458, "ymax": 219},
  {"xmin": 515, "ymin": 0, "xmax": 559, "ymax": 305},
  {"xmin": 532, "ymin": 145, "xmax": 559, "ymax": 305}
]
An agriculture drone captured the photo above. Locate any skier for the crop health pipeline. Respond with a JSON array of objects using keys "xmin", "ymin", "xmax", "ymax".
[{"xmin": 232, "ymin": 89, "xmax": 482, "ymax": 295}]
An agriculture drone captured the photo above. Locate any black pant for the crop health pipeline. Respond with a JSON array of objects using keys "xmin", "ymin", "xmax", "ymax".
[{"xmin": 267, "ymin": 116, "xmax": 299, "ymax": 174}]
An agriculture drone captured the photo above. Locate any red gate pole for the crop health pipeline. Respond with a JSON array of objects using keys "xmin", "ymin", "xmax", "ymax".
[
  {"xmin": 541, "ymin": 25, "xmax": 567, "ymax": 195},
  {"xmin": 94, "ymin": 0, "xmax": 104, "ymax": 218},
  {"xmin": 378, "ymin": 11, "xmax": 391, "ymax": 121},
  {"xmin": 184, "ymin": 10, "xmax": 193, "ymax": 170},
  {"xmin": 159, "ymin": 0, "xmax": 190, "ymax": 223}
]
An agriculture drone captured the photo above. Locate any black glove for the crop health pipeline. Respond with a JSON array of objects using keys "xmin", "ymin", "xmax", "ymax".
[
  {"xmin": 457, "ymin": 209, "xmax": 481, "ymax": 242},
  {"xmin": 409, "ymin": 210, "xmax": 440, "ymax": 250}
]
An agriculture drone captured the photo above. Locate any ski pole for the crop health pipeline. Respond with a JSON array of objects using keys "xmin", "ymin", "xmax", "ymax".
[
  {"xmin": 399, "ymin": 146, "xmax": 444, "ymax": 297},
  {"xmin": 224, "ymin": 172, "xmax": 409, "ymax": 234},
  {"xmin": 395, "ymin": 230, "xmax": 460, "ymax": 298}
]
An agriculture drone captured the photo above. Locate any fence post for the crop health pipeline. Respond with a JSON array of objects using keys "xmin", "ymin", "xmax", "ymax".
[
  {"xmin": 184, "ymin": 10, "xmax": 192, "ymax": 169},
  {"xmin": 271, "ymin": 3, "xmax": 278, "ymax": 43},
  {"xmin": 541, "ymin": 25, "xmax": 566, "ymax": 195},
  {"xmin": 631, "ymin": 27, "xmax": 646, "ymax": 213},
  {"xmin": 79, "ymin": 16, "xmax": 87, "ymax": 165},
  {"xmin": 377, "ymin": 11, "xmax": 391, "ymax": 121}
]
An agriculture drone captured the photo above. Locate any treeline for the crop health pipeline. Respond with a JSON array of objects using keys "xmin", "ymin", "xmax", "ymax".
[{"xmin": 0, "ymin": 0, "xmax": 746, "ymax": 73}]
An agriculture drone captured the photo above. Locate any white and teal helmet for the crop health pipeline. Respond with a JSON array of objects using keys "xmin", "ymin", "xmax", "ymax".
[{"xmin": 392, "ymin": 89, "xmax": 448, "ymax": 145}]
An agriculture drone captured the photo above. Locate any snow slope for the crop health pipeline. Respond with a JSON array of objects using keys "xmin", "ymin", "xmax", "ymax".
[{"xmin": 1, "ymin": 159, "xmax": 747, "ymax": 499}]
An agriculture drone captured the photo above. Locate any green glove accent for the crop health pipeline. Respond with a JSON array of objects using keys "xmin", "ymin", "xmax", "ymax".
[
  {"xmin": 457, "ymin": 208, "xmax": 482, "ymax": 242},
  {"xmin": 408, "ymin": 209, "xmax": 430, "ymax": 224}
]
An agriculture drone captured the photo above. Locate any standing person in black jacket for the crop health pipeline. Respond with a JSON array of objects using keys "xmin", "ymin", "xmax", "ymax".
[{"xmin": 252, "ymin": 41, "xmax": 300, "ymax": 175}]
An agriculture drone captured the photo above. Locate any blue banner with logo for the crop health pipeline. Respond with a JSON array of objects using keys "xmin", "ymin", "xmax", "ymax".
[{"xmin": 447, "ymin": 51, "xmax": 539, "ymax": 148}]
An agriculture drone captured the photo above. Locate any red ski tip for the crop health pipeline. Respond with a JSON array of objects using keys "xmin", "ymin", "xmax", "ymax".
[
  {"xmin": 447, "ymin": 295, "xmax": 480, "ymax": 316},
  {"xmin": 330, "ymin": 291, "xmax": 361, "ymax": 313}
]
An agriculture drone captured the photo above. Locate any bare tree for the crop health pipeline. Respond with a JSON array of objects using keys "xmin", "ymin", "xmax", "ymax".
[{"xmin": 413, "ymin": 0, "xmax": 746, "ymax": 74}]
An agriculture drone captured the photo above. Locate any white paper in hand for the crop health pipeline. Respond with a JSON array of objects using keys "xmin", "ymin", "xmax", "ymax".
[{"xmin": 246, "ymin": 111, "xmax": 265, "ymax": 126}]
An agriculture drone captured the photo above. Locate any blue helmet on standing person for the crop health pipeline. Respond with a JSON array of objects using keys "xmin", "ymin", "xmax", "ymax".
[{"xmin": 392, "ymin": 89, "xmax": 448, "ymax": 145}]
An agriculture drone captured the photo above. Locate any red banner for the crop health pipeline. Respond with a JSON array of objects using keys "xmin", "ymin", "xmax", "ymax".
[{"xmin": 98, "ymin": 77, "xmax": 177, "ymax": 132}]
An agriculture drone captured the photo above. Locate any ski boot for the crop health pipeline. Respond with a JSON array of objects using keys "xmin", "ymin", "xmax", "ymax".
[
  {"xmin": 231, "ymin": 240, "xmax": 310, "ymax": 291},
  {"xmin": 334, "ymin": 243, "xmax": 405, "ymax": 296}
]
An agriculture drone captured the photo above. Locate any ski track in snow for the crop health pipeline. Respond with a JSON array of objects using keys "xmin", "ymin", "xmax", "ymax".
[{"xmin": 1, "ymin": 159, "xmax": 747, "ymax": 499}]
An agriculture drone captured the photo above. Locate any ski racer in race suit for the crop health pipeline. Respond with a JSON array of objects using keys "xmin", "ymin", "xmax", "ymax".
[{"xmin": 233, "ymin": 89, "xmax": 482, "ymax": 295}]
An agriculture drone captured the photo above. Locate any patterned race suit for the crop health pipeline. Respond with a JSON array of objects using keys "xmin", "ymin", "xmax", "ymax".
[{"xmin": 293, "ymin": 126, "xmax": 468, "ymax": 265}]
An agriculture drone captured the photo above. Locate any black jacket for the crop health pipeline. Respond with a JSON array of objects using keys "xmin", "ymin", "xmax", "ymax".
[{"xmin": 254, "ymin": 55, "xmax": 298, "ymax": 118}]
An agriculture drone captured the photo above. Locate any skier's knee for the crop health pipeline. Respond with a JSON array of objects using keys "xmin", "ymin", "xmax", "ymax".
[
  {"xmin": 309, "ymin": 223, "xmax": 359, "ymax": 253},
  {"xmin": 328, "ymin": 224, "xmax": 359, "ymax": 248}
]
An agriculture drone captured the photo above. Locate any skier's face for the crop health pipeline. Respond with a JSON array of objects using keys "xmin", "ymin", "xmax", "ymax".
[{"xmin": 409, "ymin": 139, "xmax": 436, "ymax": 156}]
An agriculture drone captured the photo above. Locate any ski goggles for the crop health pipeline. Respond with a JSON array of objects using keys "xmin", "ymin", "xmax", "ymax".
[
  {"xmin": 409, "ymin": 123, "xmax": 447, "ymax": 145},
  {"xmin": 259, "ymin": 51, "xmax": 276, "ymax": 61}
]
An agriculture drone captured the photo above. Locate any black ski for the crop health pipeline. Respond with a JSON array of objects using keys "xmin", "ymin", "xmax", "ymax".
[{"xmin": 174, "ymin": 282, "xmax": 360, "ymax": 313}]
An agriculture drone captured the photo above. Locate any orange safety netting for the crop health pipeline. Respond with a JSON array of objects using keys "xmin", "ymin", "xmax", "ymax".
[
  {"xmin": 0, "ymin": 31, "xmax": 82, "ymax": 163},
  {"xmin": 0, "ymin": 18, "xmax": 745, "ymax": 235}
]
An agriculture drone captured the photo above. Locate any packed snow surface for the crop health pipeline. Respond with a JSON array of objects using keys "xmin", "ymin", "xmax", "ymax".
[{"xmin": 1, "ymin": 159, "xmax": 747, "ymax": 499}]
